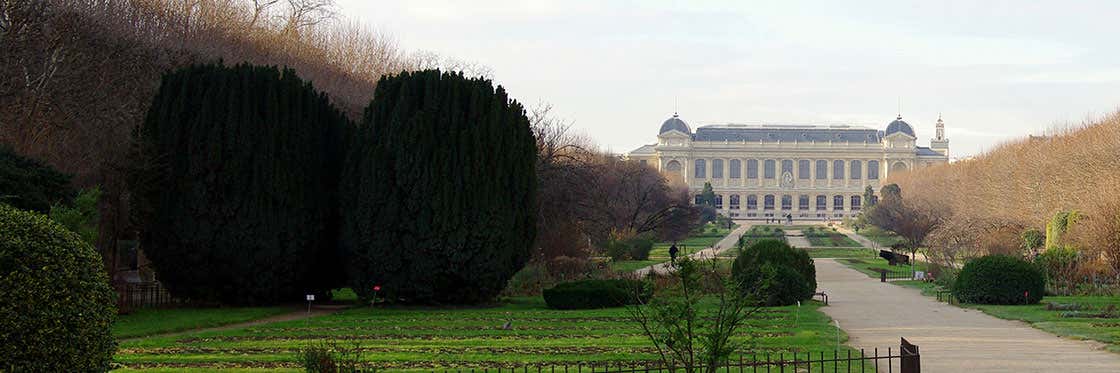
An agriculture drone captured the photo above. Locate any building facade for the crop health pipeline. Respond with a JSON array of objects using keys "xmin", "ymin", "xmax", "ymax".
[{"xmin": 626, "ymin": 113, "xmax": 950, "ymax": 220}]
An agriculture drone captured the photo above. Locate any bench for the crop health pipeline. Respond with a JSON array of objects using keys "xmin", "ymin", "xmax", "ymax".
[{"xmin": 813, "ymin": 292, "xmax": 828, "ymax": 305}]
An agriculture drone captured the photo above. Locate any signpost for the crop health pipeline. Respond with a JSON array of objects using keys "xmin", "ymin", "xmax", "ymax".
[{"xmin": 305, "ymin": 294, "xmax": 315, "ymax": 315}]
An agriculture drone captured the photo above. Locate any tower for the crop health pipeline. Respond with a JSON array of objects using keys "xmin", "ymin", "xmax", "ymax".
[{"xmin": 930, "ymin": 114, "xmax": 949, "ymax": 155}]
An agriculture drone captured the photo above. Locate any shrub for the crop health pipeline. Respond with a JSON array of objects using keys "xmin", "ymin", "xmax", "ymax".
[
  {"xmin": 0, "ymin": 145, "xmax": 73, "ymax": 213},
  {"xmin": 953, "ymin": 255, "xmax": 1045, "ymax": 304},
  {"xmin": 129, "ymin": 63, "xmax": 351, "ymax": 305},
  {"xmin": 604, "ymin": 239, "xmax": 631, "ymax": 261},
  {"xmin": 628, "ymin": 237, "xmax": 655, "ymax": 261},
  {"xmin": 543, "ymin": 279, "xmax": 650, "ymax": 309},
  {"xmin": 340, "ymin": 70, "xmax": 536, "ymax": 304},
  {"xmin": 731, "ymin": 239, "xmax": 816, "ymax": 306},
  {"xmin": 297, "ymin": 340, "xmax": 364, "ymax": 373},
  {"xmin": 0, "ymin": 204, "xmax": 116, "ymax": 371}
]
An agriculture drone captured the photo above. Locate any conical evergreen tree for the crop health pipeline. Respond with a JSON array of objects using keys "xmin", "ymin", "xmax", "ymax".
[
  {"xmin": 340, "ymin": 70, "xmax": 537, "ymax": 304},
  {"xmin": 129, "ymin": 63, "xmax": 351, "ymax": 305}
]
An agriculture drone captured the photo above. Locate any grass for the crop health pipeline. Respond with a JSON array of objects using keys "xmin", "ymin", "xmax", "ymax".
[
  {"xmin": 803, "ymin": 248, "xmax": 877, "ymax": 259},
  {"xmin": 890, "ymin": 281, "xmax": 1120, "ymax": 353},
  {"xmin": 853, "ymin": 226, "xmax": 904, "ymax": 247},
  {"xmin": 114, "ymin": 296, "xmax": 854, "ymax": 371},
  {"xmin": 612, "ymin": 222, "xmax": 735, "ymax": 272},
  {"xmin": 836, "ymin": 258, "xmax": 929, "ymax": 278},
  {"xmin": 801, "ymin": 228, "xmax": 862, "ymax": 248},
  {"xmin": 113, "ymin": 306, "xmax": 295, "ymax": 339}
]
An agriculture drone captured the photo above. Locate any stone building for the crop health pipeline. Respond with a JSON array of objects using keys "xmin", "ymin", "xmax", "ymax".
[{"xmin": 626, "ymin": 113, "xmax": 950, "ymax": 220}]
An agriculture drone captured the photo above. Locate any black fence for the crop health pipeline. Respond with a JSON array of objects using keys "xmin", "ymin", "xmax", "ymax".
[
  {"xmin": 115, "ymin": 281, "xmax": 180, "ymax": 311},
  {"xmin": 409, "ymin": 339, "xmax": 920, "ymax": 373},
  {"xmin": 877, "ymin": 268, "xmax": 914, "ymax": 281}
]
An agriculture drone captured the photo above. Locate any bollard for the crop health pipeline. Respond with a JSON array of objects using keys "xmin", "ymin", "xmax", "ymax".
[{"xmin": 880, "ymin": 270, "xmax": 886, "ymax": 282}]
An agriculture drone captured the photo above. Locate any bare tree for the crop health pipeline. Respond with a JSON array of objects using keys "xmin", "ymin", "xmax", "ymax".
[{"xmin": 282, "ymin": 0, "xmax": 336, "ymax": 34}]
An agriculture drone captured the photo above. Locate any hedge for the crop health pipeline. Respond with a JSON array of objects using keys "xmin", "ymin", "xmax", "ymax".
[
  {"xmin": 0, "ymin": 204, "xmax": 116, "ymax": 371},
  {"xmin": 543, "ymin": 279, "xmax": 651, "ymax": 310},
  {"xmin": 953, "ymin": 255, "xmax": 1045, "ymax": 305},
  {"xmin": 731, "ymin": 239, "xmax": 816, "ymax": 306}
]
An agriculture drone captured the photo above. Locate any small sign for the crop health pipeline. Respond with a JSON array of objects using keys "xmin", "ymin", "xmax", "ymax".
[
  {"xmin": 914, "ymin": 271, "xmax": 926, "ymax": 280},
  {"xmin": 306, "ymin": 294, "xmax": 315, "ymax": 301}
]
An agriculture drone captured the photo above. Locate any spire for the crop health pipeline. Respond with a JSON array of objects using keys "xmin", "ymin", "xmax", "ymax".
[{"xmin": 935, "ymin": 113, "xmax": 946, "ymax": 141}]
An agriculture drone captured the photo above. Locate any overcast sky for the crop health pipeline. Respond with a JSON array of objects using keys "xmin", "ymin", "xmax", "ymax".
[{"xmin": 336, "ymin": 0, "xmax": 1120, "ymax": 158}]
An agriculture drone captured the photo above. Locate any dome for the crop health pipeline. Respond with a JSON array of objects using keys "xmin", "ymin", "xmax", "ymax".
[
  {"xmin": 659, "ymin": 113, "xmax": 691, "ymax": 134},
  {"xmin": 885, "ymin": 115, "xmax": 916, "ymax": 137}
]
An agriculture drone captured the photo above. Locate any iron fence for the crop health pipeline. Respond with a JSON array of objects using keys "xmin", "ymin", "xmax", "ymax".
[
  {"xmin": 877, "ymin": 268, "xmax": 913, "ymax": 281},
  {"xmin": 115, "ymin": 281, "xmax": 180, "ymax": 311}
]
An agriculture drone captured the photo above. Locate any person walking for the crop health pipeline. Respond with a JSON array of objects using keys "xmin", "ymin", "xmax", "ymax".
[{"xmin": 668, "ymin": 243, "xmax": 680, "ymax": 265}]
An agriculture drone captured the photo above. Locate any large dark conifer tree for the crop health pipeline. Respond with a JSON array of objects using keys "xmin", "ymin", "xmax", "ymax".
[
  {"xmin": 340, "ymin": 70, "xmax": 536, "ymax": 304},
  {"xmin": 129, "ymin": 63, "xmax": 350, "ymax": 305}
]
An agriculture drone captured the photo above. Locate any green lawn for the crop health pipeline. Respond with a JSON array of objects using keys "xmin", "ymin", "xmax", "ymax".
[
  {"xmin": 113, "ymin": 306, "xmax": 295, "ymax": 339},
  {"xmin": 853, "ymin": 226, "xmax": 904, "ymax": 247},
  {"xmin": 801, "ymin": 228, "xmax": 862, "ymax": 248},
  {"xmin": 612, "ymin": 222, "xmax": 735, "ymax": 272},
  {"xmin": 836, "ymin": 258, "xmax": 929, "ymax": 278},
  {"xmin": 803, "ymin": 248, "xmax": 877, "ymax": 259},
  {"xmin": 891, "ymin": 281, "xmax": 1120, "ymax": 353},
  {"xmin": 114, "ymin": 296, "xmax": 855, "ymax": 371}
]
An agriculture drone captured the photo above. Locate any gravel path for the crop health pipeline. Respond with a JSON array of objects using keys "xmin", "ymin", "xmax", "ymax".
[
  {"xmin": 633, "ymin": 223, "xmax": 750, "ymax": 276},
  {"xmin": 815, "ymin": 258, "xmax": 1120, "ymax": 372}
]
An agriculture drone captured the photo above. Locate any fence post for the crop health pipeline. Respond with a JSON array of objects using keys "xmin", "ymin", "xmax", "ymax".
[
  {"xmin": 880, "ymin": 270, "xmax": 886, "ymax": 282},
  {"xmin": 900, "ymin": 338, "xmax": 920, "ymax": 373}
]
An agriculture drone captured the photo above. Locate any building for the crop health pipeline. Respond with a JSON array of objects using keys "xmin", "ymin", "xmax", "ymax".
[{"xmin": 626, "ymin": 113, "xmax": 950, "ymax": 220}]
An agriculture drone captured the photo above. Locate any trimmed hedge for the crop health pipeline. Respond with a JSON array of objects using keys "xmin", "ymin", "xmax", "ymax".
[
  {"xmin": 0, "ymin": 204, "xmax": 116, "ymax": 371},
  {"xmin": 953, "ymin": 255, "xmax": 1045, "ymax": 305},
  {"xmin": 543, "ymin": 279, "xmax": 651, "ymax": 310},
  {"xmin": 732, "ymin": 239, "xmax": 816, "ymax": 306}
]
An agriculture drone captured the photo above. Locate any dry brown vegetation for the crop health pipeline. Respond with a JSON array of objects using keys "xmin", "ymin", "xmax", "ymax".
[
  {"xmin": 0, "ymin": 0, "xmax": 486, "ymax": 273},
  {"xmin": 886, "ymin": 112, "xmax": 1120, "ymax": 279}
]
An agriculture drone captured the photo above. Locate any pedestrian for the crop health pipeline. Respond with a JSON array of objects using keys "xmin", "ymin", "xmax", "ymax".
[{"xmin": 668, "ymin": 243, "xmax": 680, "ymax": 265}]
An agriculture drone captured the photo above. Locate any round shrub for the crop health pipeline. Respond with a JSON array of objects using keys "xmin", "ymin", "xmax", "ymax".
[
  {"xmin": 0, "ymin": 204, "xmax": 116, "ymax": 371},
  {"xmin": 543, "ymin": 279, "xmax": 651, "ymax": 310},
  {"xmin": 953, "ymin": 255, "xmax": 1045, "ymax": 305},
  {"xmin": 731, "ymin": 239, "xmax": 816, "ymax": 306}
]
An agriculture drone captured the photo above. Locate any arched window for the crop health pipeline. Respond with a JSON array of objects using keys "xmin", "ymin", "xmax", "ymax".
[
  {"xmin": 833, "ymin": 195, "xmax": 844, "ymax": 210},
  {"xmin": 799, "ymin": 195, "xmax": 810, "ymax": 210},
  {"xmin": 714, "ymin": 194, "xmax": 723, "ymax": 209},
  {"xmin": 816, "ymin": 160, "xmax": 828, "ymax": 179},
  {"xmin": 746, "ymin": 160, "xmax": 759, "ymax": 179},
  {"xmin": 850, "ymin": 160, "xmax": 862, "ymax": 180},
  {"xmin": 764, "ymin": 195, "xmax": 775, "ymax": 210},
  {"xmin": 798, "ymin": 160, "xmax": 810, "ymax": 179},
  {"xmin": 665, "ymin": 160, "xmax": 682, "ymax": 172},
  {"xmin": 867, "ymin": 160, "xmax": 880, "ymax": 179},
  {"xmin": 712, "ymin": 159, "xmax": 724, "ymax": 178},
  {"xmin": 891, "ymin": 161, "xmax": 909, "ymax": 173},
  {"xmin": 729, "ymin": 159, "xmax": 742, "ymax": 179},
  {"xmin": 694, "ymin": 159, "xmax": 706, "ymax": 178},
  {"xmin": 833, "ymin": 160, "xmax": 845, "ymax": 179},
  {"xmin": 747, "ymin": 195, "xmax": 758, "ymax": 210},
  {"xmin": 851, "ymin": 195, "xmax": 862, "ymax": 210},
  {"xmin": 764, "ymin": 160, "xmax": 776, "ymax": 179},
  {"xmin": 816, "ymin": 195, "xmax": 827, "ymax": 210},
  {"xmin": 781, "ymin": 195, "xmax": 792, "ymax": 210},
  {"xmin": 729, "ymin": 195, "xmax": 740, "ymax": 209}
]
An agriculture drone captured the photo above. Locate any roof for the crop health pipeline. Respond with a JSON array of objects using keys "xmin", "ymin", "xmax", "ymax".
[
  {"xmin": 628, "ymin": 144, "xmax": 656, "ymax": 155},
  {"xmin": 659, "ymin": 114, "xmax": 691, "ymax": 134},
  {"xmin": 692, "ymin": 124, "xmax": 882, "ymax": 143},
  {"xmin": 885, "ymin": 116, "xmax": 916, "ymax": 137},
  {"xmin": 916, "ymin": 146, "xmax": 943, "ymax": 156}
]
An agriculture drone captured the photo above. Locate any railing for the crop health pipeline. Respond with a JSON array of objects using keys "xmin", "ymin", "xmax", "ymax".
[
  {"xmin": 878, "ymin": 268, "xmax": 913, "ymax": 281},
  {"xmin": 410, "ymin": 339, "xmax": 920, "ymax": 373},
  {"xmin": 114, "ymin": 281, "xmax": 180, "ymax": 311}
]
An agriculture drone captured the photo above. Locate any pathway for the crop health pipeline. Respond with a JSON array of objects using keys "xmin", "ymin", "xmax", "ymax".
[
  {"xmin": 835, "ymin": 226, "xmax": 930, "ymax": 262},
  {"xmin": 815, "ymin": 258, "xmax": 1120, "ymax": 372},
  {"xmin": 122, "ymin": 305, "xmax": 348, "ymax": 342},
  {"xmin": 784, "ymin": 230, "xmax": 813, "ymax": 248},
  {"xmin": 633, "ymin": 223, "xmax": 750, "ymax": 276}
]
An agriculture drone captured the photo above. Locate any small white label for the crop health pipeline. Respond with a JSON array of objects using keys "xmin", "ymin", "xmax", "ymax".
[
  {"xmin": 306, "ymin": 294, "xmax": 315, "ymax": 301},
  {"xmin": 914, "ymin": 271, "xmax": 926, "ymax": 280}
]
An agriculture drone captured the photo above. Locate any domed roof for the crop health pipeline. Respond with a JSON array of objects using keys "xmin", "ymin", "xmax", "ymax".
[
  {"xmin": 885, "ymin": 115, "xmax": 916, "ymax": 137},
  {"xmin": 659, "ymin": 113, "xmax": 691, "ymax": 134}
]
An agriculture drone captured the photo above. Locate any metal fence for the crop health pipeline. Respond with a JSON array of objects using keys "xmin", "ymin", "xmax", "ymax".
[
  {"xmin": 406, "ymin": 339, "xmax": 920, "ymax": 373},
  {"xmin": 115, "ymin": 281, "xmax": 180, "ymax": 311},
  {"xmin": 877, "ymin": 268, "xmax": 914, "ymax": 281}
]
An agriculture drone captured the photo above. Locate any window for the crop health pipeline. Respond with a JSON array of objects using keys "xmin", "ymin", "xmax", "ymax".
[
  {"xmin": 746, "ymin": 160, "xmax": 759, "ymax": 179},
  {"xmin": 666, "ymin": 160, "xmax": 682, "ymax": 171},
  {"xmin": 695, "ymin": 195, "xmax": 704, "ymax": 205},
  {"xmin": 799, "ymin": 195, "xmax": 810, "ymax": 210},
  {"xmin": 729, "ymin": 195, "xmax": 740, "ymax": 209},
  {"xmin": 798, "ymin": 160, "xmax": 810, "ymax": 179},
  {"xmin": 833, "ymin": 195, "xmax": 844, "ymax": 210},
  {"xmin": 639, "ymin": 159, "xmax": 647, "ymax": 166},
  {"xmin": 851, "ymin": 160, "xmax": 862, "ymax": 180},
  {"xmin": 715, "ymin": 194, "xmax": 723, "ymax": 209},
  {"xmin": 816, "ymin": 160, "xmax": 828, "ymax": 179},
  {"xmin": 729, "ymin": 159, "xmax": 741, "ymax": 178},
  {"xmin": 868, "ymin": 160, "xmax": 880, "ymax": 179},
  {"xmin": 764, "ymin": 160, "xmax": 776, "ymax": 179},
  {"xmin": 747, "ymin": 195, "xmax": 758, "ymax": 210},
  {"xmin": 781, "ymin": 195, "xmax": 792, "ymax": 210},
  {"xmin": 816, "ymin": 195, "xmax": 827, "ymax": 210},
  {"xmin": 781, "ymin": 160, "xmax": 793, "ymax": 176},
  {"xmin": 851, "ymin": 195, "xmax": 862, "ymax": 210},
  {"xmin": 711, "ymin": 159, "xmax": 723, "ymax": 178},
  {"xmin": 695, "ymin": 159, "xmax": 706, "ymax": 178},
  {"xmin": 764, "ymin": 195, "xmax": 775, "ymax": 210},
  {"xmin": 833, "ymin": 160, "xmax": 845, "ymax": 179},
  {"xmin": 870, "ymin": 195, "xmax": 879, "ymax": 205}
]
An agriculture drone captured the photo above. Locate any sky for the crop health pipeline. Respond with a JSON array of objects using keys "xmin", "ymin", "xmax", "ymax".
[{"xmin": 336, "ymin": 0, "xmax": 1120, "ymax": 158}]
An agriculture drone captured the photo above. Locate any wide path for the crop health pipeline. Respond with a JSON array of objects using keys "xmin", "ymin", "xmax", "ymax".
[
  {"xmin": 815, "ymin": 258, "xmax": 1120, "ymax": 372},
  {"xmin": 634, "ymin": 223, "xmax": 750, "ymax": 276}
]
